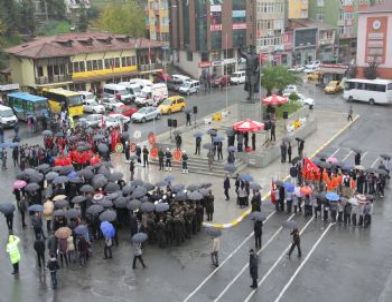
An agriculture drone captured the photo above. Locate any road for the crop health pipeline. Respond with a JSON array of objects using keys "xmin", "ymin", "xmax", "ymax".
[{"xmin": 0, "ymin": 82, "xmax": 392, "ymax": 302}]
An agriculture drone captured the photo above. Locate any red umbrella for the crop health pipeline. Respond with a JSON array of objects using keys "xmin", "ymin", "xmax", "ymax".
[
  {"xmin": 233, "ymin": 119, "xmax": 264, "ymax": 132},
  {"xmin": 262, "ymin": 94, "xmax": 288, "ymax": 106}
]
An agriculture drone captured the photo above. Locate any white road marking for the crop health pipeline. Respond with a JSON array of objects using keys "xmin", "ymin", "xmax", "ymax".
[
  {"xmin": 183, "ymin": 210, "xmax": 276, "ymax": 302},
  {"xmin": 342, "ymin": 150, "xmax": 353, "ymax": 162},
  {"xmin": 244, "ymin": 216, "xmax": 315, "ymax": 302},
  {"xmin": 329, "ymin": 148, "xmax": 340, "ymax": 158},
  {"xmin": 371, "ymin": 158, "xmax": 380, "ymax": 168},
  {"xmin": 214, "ymin": 213, "xmax": 296, "ymax": 302},
  {"xmin": 273, "ymin": 222, "xmax": 335, "ymax": 302}
]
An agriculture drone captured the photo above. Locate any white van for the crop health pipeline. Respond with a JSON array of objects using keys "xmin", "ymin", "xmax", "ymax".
[
  {"xmin": 230, "ymin": 71, "xmax": 246, "ymax": 85},
  {"xmin": 135, "ymin": 83, "xmax": 169, "ymax": 107},
  {"xmin": 118, "ymin": 82, "xmax": 142, "ymax": 101},
  {"xmin": 103, "ymin": 83, "xmax": 133, "ymax": 104},
  {"xmin": 179, "ymin": 80, "xmax": 200, "ymax": 95},
  {"xmin": 128, "ymin": 79, "xmax": 153, "ymax": 90},
  {"xmin": 78, "ymin": 91, "xmax": 95, "ymax": 101},
  {"xmin": 0, "ymin": 104, "xmax": 18, "ymax": 127}
]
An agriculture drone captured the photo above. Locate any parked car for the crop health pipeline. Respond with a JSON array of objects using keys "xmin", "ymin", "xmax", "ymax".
[
  {"xmin": 105, "ymin": 113, "xmax": 130, "ymax": 128},
  {"xmin": 324, "ymin": 80, "xmax": 343, "ymax": 94},
  {"xmin": 134, "ymin": 83, "xmax": 168, "ymax": 107},
  {"xmin": 158, "ymin": 96, "xmax": 187, "ymax": 114},
  {"xmin": 288, "ymin": 65, "xmax": 305, "ymax": 72},
  {"xmin": 80, "ymin": 114, "xmax": 103, "ymax": 128},
  {"xmin": 78, "ymin": 91, "xmax": 96, "ymax": 102},
  {"xmin": 282, "ymin": 85, "xmax": 298, "ymax": 97},
  {"xmin": 212, "ymin": 75, "xmax": 231, "ymax": 88},
  {"xmin": 305, "ymin": 60, "xmax": 320, "ymax": 70},
  {"xmin": 83, "ymin": 99, "xmax": 105, "ymax": 114},
  {"xmin": 0, "ymin": 105, "xmax": 18, "ymax": 128},
  {"xmin": 307, "ymin": 71, "xmax": 321, "ymax": 81},
  {"xmin": 297, "ymin": 93, "xmax": 315, "ymax": 107},
  {"xmin": 102, "ymin": 98, "xmax": 124, "ymax": 111},
  {"xmin": 117, "ymin": 82, "xmax": 142, "ymax": 101},
  {"xmin": 131, "ymin": 106, "xmax": 161, "ymax": 123},
  {"xmin": 112, "ymin": 104, "xmax": 138, "ymax": 117},
  {"xmin": 230, "ymin": 71, "xmax": 246, "ymax": 85},
  {"xmin": 179, "ymin": 80, "xmax": 200, "ymax": 95},
  {"xmin": 103, "ymin": 83, "xmax": 133, "ymax": 104},
  {"xmin": 166, "ymin": 78, "xmax": 183, "ymax": 91}
]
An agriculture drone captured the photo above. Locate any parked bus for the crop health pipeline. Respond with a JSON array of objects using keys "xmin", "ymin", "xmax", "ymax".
[
  {"xmin": 343, "ymin": 78, "xmax": 392, "ymax": 105},
  {"xmin": 42, "ymin": 88, "xmax": 84, "ymax": 117},
  {"xmin": 7, "ymin": 92, "xmax": 49, "ymax": 121}
]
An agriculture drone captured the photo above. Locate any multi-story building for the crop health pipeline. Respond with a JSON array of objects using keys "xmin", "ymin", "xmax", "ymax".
[
  {"xmin": 168, "ymin": 0, "xmax": 255, "ymax": 78},
  {"xmin": 288, "ymin": 0, "xmax": 309, "ymax": 19},
  {"xmin": 356, "ymin": 1, "xmax": 392, "ymax": 79},
  {"xmin": 255, "ymin": 0, "xmax": 286, "ymax": 62},
  {"xmin": 145, "ymin": 0, "xmax": 170, "ymax": 44},
  {"xmin": 5, "ymin": 32, "xmax": 166, "ymax": 92}
]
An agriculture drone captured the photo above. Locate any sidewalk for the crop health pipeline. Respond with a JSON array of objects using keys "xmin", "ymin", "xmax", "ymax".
[{"xmin": 112, "ymin": 106, "xmax": 360, "ymax": 228}]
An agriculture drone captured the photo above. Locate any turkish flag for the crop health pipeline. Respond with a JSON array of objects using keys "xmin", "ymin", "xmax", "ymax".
[{"xmin": 302, "ymin": 158, "xmax": 320, "ymax": 180}]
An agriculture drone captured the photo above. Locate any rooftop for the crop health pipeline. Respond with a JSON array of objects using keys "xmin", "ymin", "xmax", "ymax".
[
  {"xmin": 359, "ymin": 1, "xmax": 392, "ymax": 14},
  {"xmin": 288, "ymin": 19, "xmax": 336, "ymax": 31},
  {"xmin": 5, "ymin": 32, "xmax": 164, "ymax": 59}
]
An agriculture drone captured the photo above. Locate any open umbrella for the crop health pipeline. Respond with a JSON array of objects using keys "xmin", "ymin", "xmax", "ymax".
[
  {"xmin": 282, "ymin": 220, "xmax": 298, "ymax": 229},
  {"xmin": 37, "ymin": 164, "xmax": 51, "ymax": 173},
  {"xmin": 213, "ymin": 136, "xmax": 225, "ymax": 143},
  {"xmin": 175, "ymin": 191, "xmax": 187, "ymax": 201},
  {"xmin": 74, "ymin": 224, "xmax": 88, "ymax": 236},
  {"xmin": 199, "ymin": 182, "xmax": 212, "ymax": 189},
  {"xmin": 193, "ymin": 131, "xmax": 203, "ymax": 138},
  {"xmin": 58, "ymin": 166, "xmax": 74, "ymax": 176},
  {"xmin": 250, "ymin": 182, "xmax": 262, "ymax": 191},
  {"xmin": 317, "ymin": 161, "xmax": 331, "ymax": 169},
  {"xmin": 109, "ymin": 172, "xmax": 124, "ymax": 182},
  {"xmin": 155, "ymin": 181, "xmax": 168, "ymax": 188},
  {"xmin": 155, "ymin": 203, "xmax": 170, "ymax": 213},
  {"xmin": 375, "ymin": 169, "xmax": 388, "ymax": 175},
  {"xmin": 53, "ymin": 209, "xmax": 66, "ymax": 217},
  {"xmin": 131, "ymin": 180, "xmax": 145, "ymax": 187},
  {"xmin": 354, "ymin": 165, "xmax": 365, "ymax": 171},
  {"xmin": 53, "ymin": 176, "xmax": 69, "ymax": 185},
  {"xmin": 164, "ymin": 175, "xmax": 175, "ymax": 182},
  {"xmin": 122, "ymin": 184, "xmax": 134, "ymax": 195},
  {"xmin": 127, "ymin": 199, "xmax": 141, "ymax": 211},
  {"xmin": 46, "ymin": 172, "xmax": 59, "ymax": 181},
  {"xmin": 97, "ymin": 197, "xmax": 113, "ymax": 208},
  {"xmin": 13, "ymin": 180, "xmax": 27, "ymax": 190},
  {"xmin": 55, "ymin": 227, "xmax": 72, "ymax": 239},
  {"xmin": 327, "ymin": 157, "xmax": 339, "ymax": 165},
  {"xmin": 29, "ymin": 173, "xmax": 44, "ymax": 183},
  {"xmin": 380, "ymin": 153, "xmax": 391, "ymax": 160},
  {"xmin": 131, "ymin": 187, "xmax": 147, "ymax": 199},
  {"xmin": 205, "ymin": 227, "xmax": 222, "ymax": 237},
  {"xmin": 92, "ymin": 175, "xmax": 108, "ymax": 189},
  {"xmin": 129, "ymin": 155, "xmax": 138, "ymax": 161},
  {"xmin": 121, "ymin": 132, "xmax": 130, "ymax": 139},
  {"xmin": 188, "ymin": 191, "xmax": 203, "ymax": 201},
  {"xmin": 0, "ymin": 203, "xmax": 16, "ymax": 215},
  {"xmin": 42, "ymin": 130, "xmax": 53, "ymax": 136},
  {"xmin": 54, "ymin": 199, "xmax": 69, "ymax": 209},
  {"xmin": 100, "ymin": 221, "xmax": 115, "ymax": 238},
  {"xmin": 99, "ymin": 209, "xmax": 117, "ymax": 222},
  {"xmin": 77, "ymin": 144, "xmax": 90, "ymax": 152},
  {"xmin": 198, "ymin": 188, "xmax": 210, "ymax": 197},
  {"xmin": 143, "ymin": 182, "xmax": 155, "ymax": 191},
  {"xmin": 283, "ymin": 182, "xmax": 295, "ymax": 192},
  {"xmin": 365, "ymin": 168, "xmax": 376, "ymax": 174},
  {"xmin": 262, "ymin": 94, "xmax": 288, "ymax": 106},
  {"xmin": 173, "ymin": 130, "xmax": 182, "ymax": 136},
  {"xmin": 300, "ymin": 186, "xmax": 312, "ymax": 196},
  {"xmin": 28, "ymin": 204, "xmax": 43, "ymax": 212},
  {"xmin": 78, "ymin": 169, "xmax": 94, "ymax": 180},
  {"xmin": 224, "ymin": 163, "xmax": 236, "ymax": 173},
  {"xmin": 106, "ymin": 191, "xmax": 121, "ymax": 200},
  {"xmin": 132, "ymin": 232, "xmax": 148, "ymax": 243},
  {"xmin": 233, "ymin": 119, "xmax": 264, "ymax": 132},
  {"xmin": 80, "ymin": 184, "xmax": 94, "ymax": 193},
  {"xmin": 113, "ymin": 196, "xmax": 128, "ymax": 208},
  {"xmin": 351, "ymin": 147, "xmax": 362, "ymax": 154},
  {"xmin": 274, "ymin": 180, "xmax": 284, "ymax": 187},
  {"xmin": 93, "ymin": 134, "xmax": 105, "ymax": 141},
  {"xmin": 227, "ymin": 146, "xmax": 236, "ymax": 152},
  {"xmin": 187, "ymin": 184, "xmax": 199, "ymax": 191},
  {"xmin": 326, "ymin": 192, "xmax": 340, "ymax": 202},
  {"xmin": 141, "ymin": 202, "xmax": 155, "ymax": 213},
  {"xmin": 53, "ymin": 194, "xmax": 67, "ymax": 201},
  {"xmin": 207, "ymin": 129, "xmax": 217, "ymax": 136},
  {"xmin": 66, "ymin": 208, "xmax": 81, "ymax": 219},
  {"xmin": 249, "ymin": 211, "xmax": 266, "ymax": 222},
  {"xmin": 71, "ymin": 196, "xmax": 86, "ymax": 204},
  {"xmin": 226, "ymin": 128, "xmax": 235, "ymax": 136},
  {"xmin": 172, "ymin": 184, "xmax": 185, "ymax": 193},
  {"xmin": 25, "ymin": 183, "xmax": 40, "ymax": 193},
  {"xmin": 291, "ymin": 156, "xmax": 300, "ymax": 165},
  {"xmin": 86, "ymin": 204, "xmax": 104, "ymax": 216},
  {"xmin": 240, "ymin": 173, "xmax": 254, "ymax": 182},
  {"xmin": 98, "ymin": 143, "xmax": 109, "ymax": 153},
  {"xmin": 105, "ymin": 182, "xmax": 121, "ymax": 193}
]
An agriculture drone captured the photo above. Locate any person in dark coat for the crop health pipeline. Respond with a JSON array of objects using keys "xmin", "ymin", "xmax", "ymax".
[
  {"xmin": 270, "ymin": 121, "xmax": 276, "ymax": 142},
  {"xmin": 33, "ymin": 235, "xmax": 46, "ymax": 269},
  {"xmin": 237, "ymin": 133, "xmax": 244, "ymax": 152},
  {"xmin": 31, "ymin": 212, "xmax": 45, "ymax": 240},
  {"xmin": 182, "ymin": 151, "xmax": 189, "ymax": 174},
  {"xmin": 165, "ymin": 148, "xmax": 172, "ymax": 171},
  {"xmin": 124, "ymin": 141, "xmax": 130, "ymax": 161},
  {"xmin": 136, "ymin": 145, "xmax": 142, "ymax": 165},
  {"xmin": 205, "ymin": 191, "xmax": 214, "ymax": 221},
  {"xmin": 77, "ymin": 236, "xmax": 90, "ymax": 266},
  {"xmin": 280, "ymin": 142, "xmax": 287, "ymax": 163},
  {"xmin": 254, "ymin": 221, "xmax": 263, "ymax": 249},
  {"xmin": 129, "ymin": 159, "xmax": 135, "ymax": 181},
  {"xmin": 5, "ymin": 212, "xmax": 14, "ymax": 231},
  {"xmin": 251, "ymin": 133, "xmax": 256, "ymax": 151},
  {"xmin": 130, "ymin": 213, "xmax": 138, "ymax": 238},
  {"xmin": 288, "ymin": 228, "xmax": 302, "ymax": 258},
  {"xmin": 354, "ymin": 152, "xmax": 361, "ymax": 166},
  {"xmin": 287, "ymin": 142, "xmax": 292, "ymax": 163},
  {"xmin": 186, "ymin": 112, "xmax": 191, "ymax": 126},
  {"xmin": 158, "ymin": 148, "xmax": 164, "ymax": 170},
  {"xmin": 251, "ymin": 191, "xmax": 261, "ymax": 212},
  {"xmin": 223, "ymin": 175, "xmax": 231, "ymax": 201},
  {"xmin": 47, "ymin": 254, "xmax": 60, "ymax": 289},
  {"xmin": 249, "ymin": 249, "xmax": 259, "ymax": 288},
  {"xmin": 278, "ymin": 185, "xmax": 285, "ymax": 212},
  {"xmin": 195, "ymin": 136, "xmax": 201, "ymax": 155},
  {"xmin": 142, "ymin": 146, "xmax": 149, "ymax": 167},
  {"xmin": 47, "ymin": 234, "xmax": 58, "ymax": 257},
  {"xmin": 175, "ymin": 134, "xmax": 182, "ymax": 151},
  {"xmin": 217, "ymin": 141, "xmax": 223, "ymax": 160}
]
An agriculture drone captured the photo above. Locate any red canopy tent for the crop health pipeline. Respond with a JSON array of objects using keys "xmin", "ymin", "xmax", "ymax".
[
  {"xmin": 262, "ymin": 94, "xmax": 288, "ymax": 106},
  {"xmin": 233, "ymin": 119, "xmax": 264, "ymax": 132}
]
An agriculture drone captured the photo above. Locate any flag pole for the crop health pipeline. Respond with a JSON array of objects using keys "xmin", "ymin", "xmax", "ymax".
[{"xmin": 225, "ymin": 32, "xmax": 228, "ymax": 114}]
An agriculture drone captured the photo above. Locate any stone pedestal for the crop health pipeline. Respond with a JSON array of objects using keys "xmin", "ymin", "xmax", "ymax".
[{"xmin": 237, "ymin": 101, "xmax": 263, "ymax": 122}]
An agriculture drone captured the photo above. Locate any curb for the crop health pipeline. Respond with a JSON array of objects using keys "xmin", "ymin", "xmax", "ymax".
[{"xmin": 203, "ymin": 114, "xmax": 361, "ymax": 229}]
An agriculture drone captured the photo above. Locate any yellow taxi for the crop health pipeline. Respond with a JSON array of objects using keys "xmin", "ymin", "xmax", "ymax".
[
  {"xmin": 307, "ymin": 71, "xmax": 321, "ymax": 81},
  {"xmin": 324, "ymin": 80, "xmax": 343, "ymax": 94},
  {"xmin": 158, "ymin": 96, "xmax": 187, "ymax": 114}
]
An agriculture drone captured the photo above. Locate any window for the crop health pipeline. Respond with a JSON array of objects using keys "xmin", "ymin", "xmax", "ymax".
[
  {"xmin": 86, "ymin": 61, "xmax": 92, "ymax": 71},
  {"xmin": 186, "ymin": 51, "xmax": 193, "ymax": 61},
  {"xmin": 37, "ymin": 66, "xmax": 44, "ymax": 77},
  {"xmin": 387, "ymin": 83, "xmax": 392, "ymax": 90},
  {"xmin": 316, "ymin": 13, "xmax": 324, "ymax": 22},
  {"xmin": 317, "ymin": 0, "xmax": 324, "ymax": 6}
]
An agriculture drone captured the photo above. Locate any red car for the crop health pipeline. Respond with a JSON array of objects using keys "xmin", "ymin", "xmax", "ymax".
[
  {"xmin": 112, "ymin": 105, "xmax": 138, "ymax": 117},
  {"xmin": 212, "ymin": 75, "xmax": 231, "ymax": 88}
]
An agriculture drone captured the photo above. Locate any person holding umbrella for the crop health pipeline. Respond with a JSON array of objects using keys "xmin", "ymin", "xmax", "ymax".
[
  {"xmin": 43, "ymin": 199, "xmax": 54, "ymax": 233},
  {"xmin": 249, "ymin": 249, "xmax": 259, "ymax": 289},
  {"xmin": 31, "ymin": 212, "xmax": 45, "ymax": 240},
  {"xmin": 132, "ymin": 232, "xmax": 148, "ymax": 269},
  {"xmin": 288, "ymin": 228, "xmax": 302, "ymax": 258},
  {"xmin": 6, "ymin": 231, "xmax": 21, "ymax": 275}
]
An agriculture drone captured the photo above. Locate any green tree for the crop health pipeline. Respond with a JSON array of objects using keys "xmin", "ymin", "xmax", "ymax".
[
  {"xmin": 78, "ymin": 2, "xmax": 89, "ymax": 32},
  {"xmin": 17, "ymin": 0, "xmax": 36, "ymax": 35},
  {"xmin": 261, "ymin": 64, "xmax": 300, "ymax": 96},
  {"xmin": 45, "ymin": 0, "xmax": 66, "ymax": 20},
  {"xmin": 0, "ymin": 0, "xmax": 18, "ymax": 37},
  {"xmin": 94, "ymin": 0, "xmax": 145, "ymax": 36}
]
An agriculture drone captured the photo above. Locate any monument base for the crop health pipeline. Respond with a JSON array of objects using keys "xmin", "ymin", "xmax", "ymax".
[{"xmin": 237, "ymin": 101, "xmax": 263, "ymax": 122}]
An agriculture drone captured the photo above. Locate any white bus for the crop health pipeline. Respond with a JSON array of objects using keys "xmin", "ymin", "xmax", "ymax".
[{"xmin": 343, "ymin": 78, "xmax": 392, "ymax": 105}]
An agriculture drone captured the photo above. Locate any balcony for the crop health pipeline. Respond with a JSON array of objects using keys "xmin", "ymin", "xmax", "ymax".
[
  {"xmin": 35, "ymin": 75, "xmax": 72, "ymax": 85},
  {"xmin": 139, "ymin": 63, "xmax": 163, "ymax": 72}
]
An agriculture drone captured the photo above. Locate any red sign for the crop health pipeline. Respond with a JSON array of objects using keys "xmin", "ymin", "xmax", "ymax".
[
  {"xmin": 283, "ymin": 32, "xmax": 293, "ymax": 51},
  {"xmin": 210, "ymin": 24, "xmax": 222, "ymax": 31},
  {"xmin": 198, "ymin": 61, "xmax": 212, "ymax": 68},
  {"xmin": 232, "ymin": 23, "xmax": 247, "ymax": 30},
  {"xmin": 365, "ymin": 16, "xmax": 388, "ymax": 64}
]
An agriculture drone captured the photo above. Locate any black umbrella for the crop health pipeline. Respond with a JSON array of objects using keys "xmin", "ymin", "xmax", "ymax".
[
  {"xmin": 199, "ymin": 182, "xmax": 212, "ymax": 189},
  {"xmin": 16, "ymin": 171, "xmax": 29, "ymax": 181},
  {"xmin": 92, "ymin": 175, "xmax": 108, "ymax": 189},
  {"xmin": 37, "ymin": 164, "xmax": 51, "ymax": 173},
  {"xmin": 78, "ymin": 168, "xmax": 94, "ymax": 180},
  {"xmin": 80, "ymin": 184, "xmax": 94, "ymax": 193},
  {"xmin": 74, "ymin": 224, "xmax": 88, "ymax": 236},
  {"xmin": 317, "ymin": 161, "xmax": 331, "ymax": 169},
  {"xmin": 97, "ymin": 197, "xmax": 113, "ymax": 208},
  {"xmin": 113, "ymin": 196, "xmax": 128, "ymax": 208},
  {"xmin": 71, "ymin": 196, "xmax": 86, "ymax": 204},
  {"xmin": 105, "ymin": 182, "xmax": 121, "ymax": 193},
  {"xmin": 175, "ymin": 191, "xmax": 187, "ymax": 201},
  {"xmin": 187, "ymin": 184, "xmax": 199, "ymax": 191},
  {"xmin": 77, "ymin": 144, "xmax": 90, "ymax": 152},
  {"xmin": 28, "ymin": 204, "xmax": 43, "ymax": 212},
  {"xmin": 55, "ymin": 131, "xmax": 64, "ymax": 137},
  {"xmin": 143, "ymin": 182, "xmax": 155, "ymax": 191},
  {"xmin": 53, "ymin": 176, "xmax": 69, "ymax": 185},
  {"xmin": 25, "ymin": 182, "xmax": 40, "ymax": 193},
  {"xmin": 172, "ymin": 184, "xmax": 185, "ymax": 193},
  {"xmin": 93, "ymin": 134, "xmax": 105, "ymax": 141},
  {"xmin": 122, "ymin": 184, "xmax": 134, "ymax": 195},
  {"xmin": 155, "ymin": 181, "xmax": 168, "ymax": 188},
  {"xmin": 249, "ymin": 182, "xmax": 262, "ymax": 191},
  {"xmin": 42, "ymin": 130, "xmax": 53, "ymax": 136},
  {"xmin": 29, "ymin": 172, "xmax": 44, "ymax": 183},
  {"xmin": 98, "ymin": 167, "xmax": 111, "ymax": 178},
  {"xmin": 317, "ymin": 152, "xmax": 328, "ymax": 160},
  {"xmin": 380, "ymin": 153, "xmax": 391, "ymax": 160},
  {"xmin": 131, "ymin": 180, "xmax": 144, "ymax": 187},
  {"xmin": 155, "ymin": 203, "xmax": 170, "ymax": 213},
  {"xmin": 132, "ymin": 232, "xmax": 148, "ymax": 243},
  {"xmin": 375, "ymin": 169, "xmax": 388, "ymax": 175},
  {"xmin": 188, "ymin": 191, "xmax": 203, "ymax": 201},
  {"xmin": 106, "ymin": 191, "xmax": 121, "ymax": 200},
  {"xmin": 131, "ymin": 187, "xmax": 147, "ymax": 199},
  {"xmin": 121, "ymin": 132, "xmax": 130, "ymax": 139},
  {"xmin": 351, "ymin": 147, "xmax": 362, "ymax": 154},
  {"xmin": 102, "ymin": 161, "xmax": 114, "ymax": 168},
  {"xmin": 127, "ymin": 199, "xmax": 141, "ymax": 211},
  {"xmin": 54, "ymin": 199, "xmax": 69, "ymax": 209},
  {"xmin": 282, "ymin": 220, "xmax": 298, "ymax": 229},
  {"xmin": 109, "ymin": 172, "xmax": 124, "ymax": 182},
  {"xmin": 291, "ymin": 157, "xmax": 300, "ymax": 165},
  {"xmin": 99, "ymin": 209, "xmax": 117, "ymax": 222},
  {"xmin": 249, "ymin": 211, "xmax": 266, "ymax": 222},
  {"xmin": 207, "ymin": 129, "xmax": 217, "ymax": 136},
  {"xmin": 365, "ymin": 168, "xmax": 376, "ymax": 174},
  {"xmin": 316, "ymin": 192, "xmax": 327, "ymax": 201},
  {"xmin": 69, "ymin": 177, "xmax": 83, "ymax": 184},
  {"xmin": 198, "ymin": 188, "xmax": 210, "ymax": 197},
  {"xmin": 54, "ymin": 209, "xmax": 67, "ymax": 217},
  {"xmin": 141, "ymin": 202, "xmax": 155, "ymax": 212},
  {"xmin": 98, "ymin": 143, "xmax": 109, "ymax": 153},
  {"xmin": 282, "ymin": 136, "xmax": 291, "ymax": 143},
  {"xmin": 58, "ymin": 166, "xmax": 74, "ymax": 176},
  {"xmin": 24, "ymin": 168, "xmax": 37, "ymax": 176},
  {"xmin": 205, "ymin": 227, "xmax": 222, "ymax": 237},
  {"xmin": 86, "ymin": 204, "xmax": 104, "ymax": 216},
  {"xmin": 0, "ymin": 203, "xmax": 16, "ymax": 215},
  {"xmin": 173, "ymin": 130, "xmax": 182, "ymax": 136},
  {"xmin": 274, "ymin": 180, "xmax": 284, "ymax": 187},
  {"xmin": 193, "ymin": 131, "xmax": 203, "ymax": 138}
]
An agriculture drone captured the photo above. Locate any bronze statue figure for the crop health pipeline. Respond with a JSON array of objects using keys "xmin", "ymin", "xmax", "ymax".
[{"xmin": 238, "ymin": 46, "xmax": 260, "ymax": 103}]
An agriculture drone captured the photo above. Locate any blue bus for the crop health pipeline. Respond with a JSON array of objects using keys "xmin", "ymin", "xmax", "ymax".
[{"xmin": 7, "ymin": 92, "xmax": 49, "ymax": 122}]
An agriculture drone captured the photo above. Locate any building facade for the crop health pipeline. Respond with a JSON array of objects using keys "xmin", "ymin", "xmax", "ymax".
[
  {"xmin": 6, "ymin": 32, "xmax": 165, "ymax": 92},
  {"xmin": 145, "ymin": 0, "xmax": 170, "ymax": 44},
  {"xmin": 169, "ymin": 0, "xmax": 255, "ymax": 78},
  {"xmin": 356, "ymin": 2, "xmax": 392, "ymax": 78},
  {"xmin": 288, "ymin": 0, "xmax": 309, "ymax": 19}
]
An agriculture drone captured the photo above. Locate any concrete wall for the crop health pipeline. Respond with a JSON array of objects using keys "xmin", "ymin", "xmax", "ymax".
[
  {"xmin": 175, "ymin": 50, "xmax": 202, "ymax": 78},
  {"xmin": 10, "ymin": 57, "xmax": 35, "ymax": 88}
]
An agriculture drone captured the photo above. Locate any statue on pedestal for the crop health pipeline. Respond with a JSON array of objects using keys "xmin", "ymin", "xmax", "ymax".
[{"xmin": 238, "ymin": 45, "xmax": 260, "ymax": 103}]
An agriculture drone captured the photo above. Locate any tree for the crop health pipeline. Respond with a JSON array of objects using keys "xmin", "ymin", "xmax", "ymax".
[
  {"xmin": 261, "ymin": 64, "xmax": 300, "ymax": 96},
  {"xmin": 45, "ymin": 0, "xmax": 66, "ymax": 20},
  {"xmin": 17, "ymin": 0, "xmax": 36, "ymax": 36},
  {"xmin": 94, "ymin": 0, "xmax": 145, "ymax": 36},
  {"xmin": 78, "ymin": 2, "xmax": 89, "ymax": 32},
  {"xmin": 0, "ymin": 0, "xmax": 19, "ymax": 37}
]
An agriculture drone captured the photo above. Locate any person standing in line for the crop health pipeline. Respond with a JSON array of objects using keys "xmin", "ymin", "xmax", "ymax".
[
  {"xmin": 195, "ymin": 136, "xmax": 201, "ymax": 155},
  {"xmin": 223, "ymin": 175, "xmax": 231, "ymax": 201},
  {"xmin": 211, "ymin": 237, "xmax": 220, "ymax": 267},
  {"xmin": 33, "ymin": 234, "xmax": 46, "ymax": 269},
  {"xmin": 158, "ymin": 148, "xmax": 164, "ymax": 171},
  {"xmin": 165, "ymin": 148, "xmax": 172, "ymax": 171},
  {"xmin": 6, "ymin": 232, "xmax": 21, "ymax": 275},
  {"xmin": 142, "ymin": 146, "xmax": 149, "ymax": 167},
  {"xmin": 217, "ymin": 141, "xmax": 223, "ymax": 160},
  {"xmin": 347, "ymin": 104, "xmax": 353, "ymax": 121},
  {"xmin": 254, "ymin": 220, "xmax": 263, "ymax": 249},
  {"xmin": 288, "ymin": 228, "xmax": 302, "ymax": 258},
  {"xmin": 287, "ymin": 142, "xmax": 292, "ymax": 163},
  {"xmin": 47, "ymin": 254, "xmax": 60, "ymax": 289},
  {"xmin": 136, "ymin": 145, "xmax": 142, "ymax": 166},
  {"xmin": 43, "ymin": 199, "xmax": 54, "ymax": 233},
  {"xmin": 182, "ymin": 150, "xmax": 189, "ymax": 174},
  {"xmin": 186, "ymin": 111, "xmax": 191, "ymax": 126},
  {"xmin": 249, "ymin": 249, "xmax": 259, "ymax": 289},
  {"xmin": 129, "ymin": 159, "xmax": 135, "ymax": 181},
  {"xmin": 132, "ymin": 242, "xmax": 146, "ymax": 269}
]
